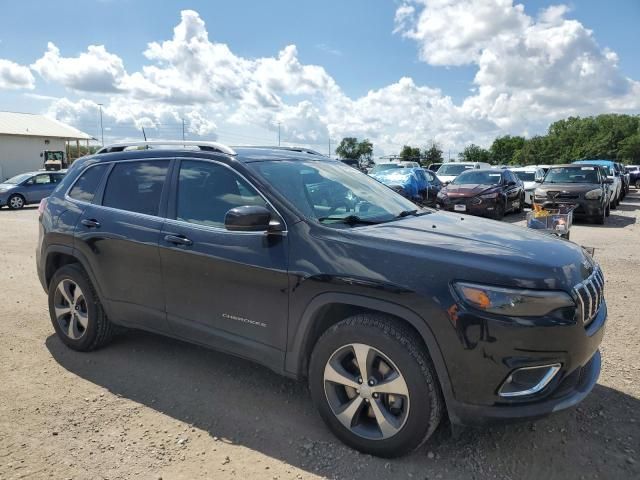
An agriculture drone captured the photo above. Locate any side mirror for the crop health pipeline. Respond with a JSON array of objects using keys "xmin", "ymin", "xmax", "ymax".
[
  {"xmin": 534, "ymin": 178, "xmax": 542, "ymax": 183},
  {"xmin": 224, "ymin": 205, "xmax": 281, "ymax": 232},
  {"xmin": 507, "ymin": 180, "xmax": 516, "ymax": 186},
  {"xmin": 604, "ymin": 178, "xmax": 614, "ymax": 184}
]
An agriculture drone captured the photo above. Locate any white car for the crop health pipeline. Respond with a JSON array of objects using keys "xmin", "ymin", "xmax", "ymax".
[
  {"xmin": 435, "ymin": 162, "xmax": 492, "ymax": 184},
  {"xmin": 511, "ymin": 166, "xmax": 545, "ymax": 206}
]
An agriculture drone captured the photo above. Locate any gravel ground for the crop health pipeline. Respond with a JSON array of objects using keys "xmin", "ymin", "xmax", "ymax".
[{"xmin": 0, "ymin": 192, "xmax": 638, "ymax": 480}]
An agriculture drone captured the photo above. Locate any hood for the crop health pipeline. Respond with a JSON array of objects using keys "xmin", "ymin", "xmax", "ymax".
[
  {"xmin": 0, "ymin": 183, "xmax": 17, "ymax": 190},
  {"xmin": 343, "ymin": 211, "xmax": 593, "ymax": 291},
  {"xmin": 442, "ymin": 183, "xmax": 497, "ymax": 197},
  {"xmin": 536, "ymin": 183, "xmax": 600, "ymax": 194},
  {"xmin": 438, "ymin": 175, "xmax": 457, "ymax": 184}
]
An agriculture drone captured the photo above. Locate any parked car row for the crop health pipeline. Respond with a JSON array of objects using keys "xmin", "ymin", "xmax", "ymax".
[{"xmin": 366, "ymin": 158, "xmax": 636, "ymax": 227}]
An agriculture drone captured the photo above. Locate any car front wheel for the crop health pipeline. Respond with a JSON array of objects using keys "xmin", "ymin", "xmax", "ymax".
[
  {"xmin": 7, "ymin": 194, "xmax": 25, "ymax": 210},
  {"xmin": 309, "ymin": 314, "xmax": 443, "ymax": 457}
]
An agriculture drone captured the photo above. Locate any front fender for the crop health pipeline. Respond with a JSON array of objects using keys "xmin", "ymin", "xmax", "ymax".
[{"xmin": 285, "ymin": 291, "xmax": 454, "ymax": 409}]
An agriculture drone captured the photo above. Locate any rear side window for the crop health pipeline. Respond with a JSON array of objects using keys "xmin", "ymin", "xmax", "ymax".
[
  {"xmin": 69, "ymin": 164, "xmax": 108, "ymax": 203},
  {"xmin": 103, "ymin": 160, "xmax": 169, "ymax": 216},
  {"xmin": 176, "ymin": 160, "xmax": 267, "ymax": 228}
]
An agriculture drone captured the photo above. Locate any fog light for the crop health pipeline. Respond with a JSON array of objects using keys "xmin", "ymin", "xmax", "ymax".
[{"xmin": 498, "ymin": 364, "xmax": 561, "ymax": 398}]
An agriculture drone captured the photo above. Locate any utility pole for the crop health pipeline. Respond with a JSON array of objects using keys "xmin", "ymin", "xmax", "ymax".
[
  {"xmin": 182, "ymin": 118, "xmax": 185, "ymax": 142},
  {"xmin": 97, "ymin": 103, "xmax": 104, "ymax": 146},
  {"xmin": 328, "ymin": 137, "xmax": 331, "ymax": 158},
  {"xmin": 277, "ymin": 122, "xmax": 281, "ymax": 146}
]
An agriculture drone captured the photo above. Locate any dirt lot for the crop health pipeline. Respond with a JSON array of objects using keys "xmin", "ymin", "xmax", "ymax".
[{"xmin": 1, "ymin": 193, "xmax": 638, "ymax": 480}]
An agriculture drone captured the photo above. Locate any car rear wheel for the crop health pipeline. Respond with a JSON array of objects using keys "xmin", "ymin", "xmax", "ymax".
[
  {"xmin": 635, "ymin": 179, "xmax": 640, "ymax": 189},
  {"xmin": 605, "ymin": 200, "xmax": 611, "ymax": 217},
  {"xmin": 7, "ymin": 194, "xmax": 25, "ymax": 210},
  {"xmin": 48, "ymin": 264, "xmax": 115, "ymax": 351},
  {"xmin": 309, "ymin": 314, "xmax": 443, "ymax": 458}
]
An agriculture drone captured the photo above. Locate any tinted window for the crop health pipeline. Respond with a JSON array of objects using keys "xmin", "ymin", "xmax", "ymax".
[
  {"xmin": 69, "ymin": 164, "xmax": 109, "ymax": 203},
  {"xmin": 103, "ymin": 161, "xmax": 169, "ymax": 216},
  {"xmin": 51, "ymin": 173, "xmax": 65, "ymax": 184},
  {"xmin": 437, "ymin": 164, "xmax": 474, "ymax": 176},
  {"xmin": 514, "ymin": 171, "xmax": 535, "ymax": 182},
  {"xmin": 177, "ymin": 160, "xmax": 267, "ymax": 228}
]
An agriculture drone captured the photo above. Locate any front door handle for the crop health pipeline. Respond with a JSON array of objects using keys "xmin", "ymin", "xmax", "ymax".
[
  {"xmin": 164, "ymin": 234, "xmax": 193, "ymax": 246},
  {"xmin": 81, "ymin": 218, "xmax": 101, "ymax": 228}
]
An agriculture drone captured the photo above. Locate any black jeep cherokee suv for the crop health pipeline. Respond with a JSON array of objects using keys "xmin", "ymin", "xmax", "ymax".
[{"xmin": 37, "ymin": 142, "xmax": 606, "ymax": 457}]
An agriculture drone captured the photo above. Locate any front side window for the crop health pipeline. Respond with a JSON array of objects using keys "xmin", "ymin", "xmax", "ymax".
[
  {"xmin": 33, "ymin": 174, "xmax": 52, "ymax": 185},
  {"xmin": 514, "ymin": 171, "xmax": 535, "ymax": 182},
  {"xmin": 69, "ymin": 164, "xmax": 109, "ymax": 203},
  {"xmin": 102, "ymin": 160, "xmax": 169, "ymax": 216},
  {"xmin": 251, "ymin": 159, "xmax": 420, "ymax": 225},
  {"xmin": 176, "ymin": 160, "xmax": 267, "ymax": 228}
]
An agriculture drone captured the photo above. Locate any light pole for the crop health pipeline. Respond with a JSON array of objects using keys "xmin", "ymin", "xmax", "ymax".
[
  {"xmin": 277, "ymin": 121, "xmax": 281, "ymax": 146},
  {"xmin": 97, "ymin": 103, "xmax": 104, "ymax": 146}
]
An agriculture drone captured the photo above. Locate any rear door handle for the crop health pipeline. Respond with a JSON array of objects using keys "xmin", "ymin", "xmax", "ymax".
[
  {"xmin": 81, "ymin": 218, "xmax": 101, "ymax": 228},
  {"xmin": 164, "ymin": 234, "xmax": 193, "ymax": 246}
]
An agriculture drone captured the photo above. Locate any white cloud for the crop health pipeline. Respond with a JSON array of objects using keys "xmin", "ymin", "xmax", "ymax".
[
  {"xmin": 0, "ymin": 59, "xmax": 34, "ymax": 89},
  {"xmin": 397, "ymin": 0, "xmax": 640, "ymax": 135},
  {"xmin": 31, "ymin": 42, "xmax": 126, "ymax": 92},
  {"xmin": 14, "ymin": 5, "xmax": 640, "ymax": 154}
]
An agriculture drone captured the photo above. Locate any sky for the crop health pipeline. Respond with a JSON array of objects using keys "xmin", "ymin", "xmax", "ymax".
[{"xmin": 0, "ymin": 0, "xmax": 639, "ymax": 157}]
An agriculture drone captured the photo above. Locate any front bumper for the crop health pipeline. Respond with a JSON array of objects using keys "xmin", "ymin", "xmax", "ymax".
[
  {"xmin": 437, "ymin": 196, "xmax": 498, "ymax": 216},
  {"xmin": 536, "ymin": 199, "xmax": 603, "ymax": 218},
  {"xmin": 442, "ymin": 295, "xmax": 606, "ymax": 426}
]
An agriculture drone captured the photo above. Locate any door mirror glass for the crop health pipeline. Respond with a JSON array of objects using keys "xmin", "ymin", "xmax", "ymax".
[
  {"xmin": 507, "ymin": 180, "xmax": 516, "ymax": 186},
  {"xmin": 225, "ymin": 205, "xmax": 274, "ymax": 232}
]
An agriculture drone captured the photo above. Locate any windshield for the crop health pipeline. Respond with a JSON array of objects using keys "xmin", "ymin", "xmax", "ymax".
[
  {"xmin": 544, "ymin": 167, "xmax": 599, "ymax": 184},
  {"xmin": 452, "ymin": 170, "xmax": 502, "ymax": 185},
  {"xmin": 514, "ymin": 171, "xmax": 535, "ymax": 182},
  {"xmin": 250, "ymin": 160, "xmax": 422, "ymax": 225},
  {"xmin": 370, "ymin": 164, "xmax": 400, "ymax": 174},
  {"xmin": 437, "ymin": 164, "xmax": 473, "ymax": 176},
  {"xmin": 4, "ymin": 173, "xmax": 32, "ymax": 185},
  {"xmin": 625, "ymin": 166, "xmax": 638, "ymax": 173}
]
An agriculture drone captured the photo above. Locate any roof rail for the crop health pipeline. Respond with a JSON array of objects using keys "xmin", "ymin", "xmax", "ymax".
[
  {"xmin": 238, "ymin": 146, "xmax": 327, "ymax": 157},
  {"xmin": 96, "ymin": 141, "xmax": 236, "ymax": 155}
]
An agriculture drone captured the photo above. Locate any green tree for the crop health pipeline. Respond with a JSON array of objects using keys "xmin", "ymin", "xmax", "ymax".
[
  {"xmin": 399, "ymin": 145, "xmax": 422, "ymax": 162},
  {"xmin": 618, "ymin": 133, "xmax": 640, "ymax": 163},
  {"xmin": 423, "ymin": 142, "xmax": 444, "ymax": 166},
  {"xmin": 490, "ymin": 135, "xmax": 525, "ymax": 164},
  {"xmin": 458, "ymin": 144, "xmax": 491, "ymax": 163},
  {"xmin": 335, "ymin": 137, "xmax": 374, "ymax": 169}
]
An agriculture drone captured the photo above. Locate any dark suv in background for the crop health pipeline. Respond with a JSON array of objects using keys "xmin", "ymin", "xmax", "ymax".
[
  {"xmin": 533, "ymin": 164, "xmax": 612, "ymax": 224},
  {"xmin": 37, "ymin": 142, "xmax": 606, "ymax": 457}
]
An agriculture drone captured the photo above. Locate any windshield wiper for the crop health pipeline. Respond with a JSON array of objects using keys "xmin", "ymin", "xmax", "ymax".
[
  {"xmin": 396, "ymin": 209, "xmax": 418, "ymax": 217},
  {"xmin": 317, "ymin": 215, "xmax": 383, "ymax": 225}
]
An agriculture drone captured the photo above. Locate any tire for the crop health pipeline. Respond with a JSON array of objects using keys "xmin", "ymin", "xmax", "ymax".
[
  {"xmin": 7, "ymin": 194, "xmax": 25, "ymax": 210},
  {"xmin": 492, "ymin": 200, "xmax": 505, "ymax": 220},
  {"xmin": 515, "ymin": 193, "xmax": 524, "ymax": 214},
  {"xmin": 593, "ymin": 208, "xmax": 605, "ymax": 225},
  {"xmin": 635, "ymin": 179, "xmax": 640, "ymax": 189},
  {"xmin": 48, "ymin": 264, "xmax": 115, "ymax": 352},
  {"xmin": 308, "ymin": 314, "xmax": 443, "ymax": 458},
  {"xmin": 605, "ymin": 200, "xmax": 610, "ymax": 217},
  {"xmin": 611, "ymin": 195, "xmax": 618, "ymax": 210}
]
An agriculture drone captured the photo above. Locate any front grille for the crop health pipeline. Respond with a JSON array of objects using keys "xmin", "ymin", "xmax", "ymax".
[
  {"xmin": 547, "ymin": 191, "xmax": 578, "ymax": 200},
  {"xmin": 573, "ymin": 267, "xmax": 605, "ymax": 326}
]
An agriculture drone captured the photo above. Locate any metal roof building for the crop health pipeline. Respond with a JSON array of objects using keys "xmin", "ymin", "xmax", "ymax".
[{"xmin": 0, "ymin": 111, "xmax": 93, "ymax": 180}]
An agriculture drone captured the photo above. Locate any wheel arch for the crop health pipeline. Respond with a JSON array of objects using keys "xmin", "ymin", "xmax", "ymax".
[
  {"xmin": 44, "ymin": 246, "xmax": 108, "ymax": 312},
  {"xmin": 286, "ymin": 293, "xmax": 453, "ymax": 406}
]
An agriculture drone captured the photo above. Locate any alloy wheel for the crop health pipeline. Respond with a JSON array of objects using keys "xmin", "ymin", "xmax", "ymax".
[
  {"xmin": 9, "ymin": 196, "xmax": 24, "ymax": 209},
  {"xmin": 323, "ymin": 343, "xmax": 410, "ymax": 440},
  {"xmin": 53, "ymin": 279, "xmax": 89, "ymax": 340}
]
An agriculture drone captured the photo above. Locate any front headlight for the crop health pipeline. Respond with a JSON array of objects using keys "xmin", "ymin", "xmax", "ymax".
[
  {"xmin": 585, "ymin": 188, "xmax": 602, "ymax": 200},
  {"xmin": 480, "ymin": 192, "xmax": 498, "ymax": 199},
  {"xmin": 453, "ymin": 282, "xmax": 575, "ymax": 316}
]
